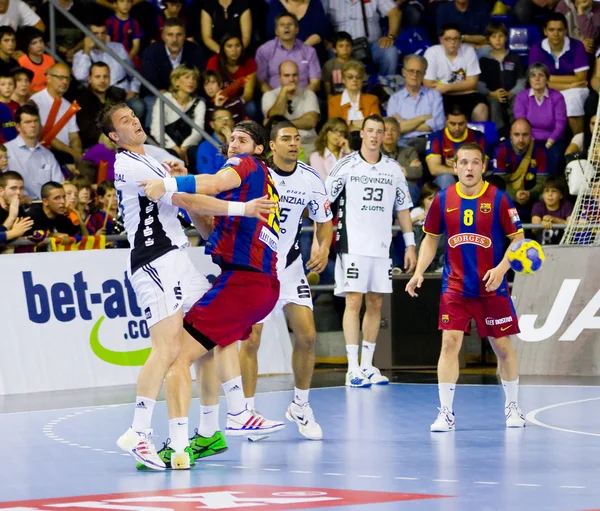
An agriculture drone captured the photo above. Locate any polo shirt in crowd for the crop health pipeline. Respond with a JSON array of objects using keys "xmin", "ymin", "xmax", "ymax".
[
  {"xmin": 528, "ymin": 37, "xmax": 589, "ymax": 75},
  {"xmin": 387, "ymin": 86, "xmax": 445, "ymax": 139},
  {"xmin": 30, "ymin": 88, "xmax": 79, "ymax": 146},
  {"xmin": 261, "ymin": 87, "xmax": 320, "ymax": 143}
]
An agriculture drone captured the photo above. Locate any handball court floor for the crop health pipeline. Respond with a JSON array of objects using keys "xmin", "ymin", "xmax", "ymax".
[{"xmin": 2, "ymin": 370, "xmax": 600, "ymax": 511}]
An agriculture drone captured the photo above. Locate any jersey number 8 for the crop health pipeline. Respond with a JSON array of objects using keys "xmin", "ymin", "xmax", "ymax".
[{"xmin": 463, "ymin": 209, "xmax": 473, "ymax": 226}]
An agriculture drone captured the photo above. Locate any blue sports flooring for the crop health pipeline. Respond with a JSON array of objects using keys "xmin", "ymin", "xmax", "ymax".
[{"xmin": 2, "ymin": 383, "xmax": 600, "ymax": 511}]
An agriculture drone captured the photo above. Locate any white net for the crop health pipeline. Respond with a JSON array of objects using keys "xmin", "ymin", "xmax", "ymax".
[{"xmin": 560, "ymin": 104, "xmax": 600, "ymax": 246}]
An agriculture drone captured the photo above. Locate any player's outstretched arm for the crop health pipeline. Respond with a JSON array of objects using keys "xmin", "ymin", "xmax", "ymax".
[
  {"xmin": 172, "ymin": 193, "xmax": 277, "ymax": 222},
  {"xmin": 140, "ymin": 169, "xmax": 242, "ymax": 201},
  {"xmin": 483, "ymin": 231, "xmax": 525, "ymax": 292},
  {"xmin": 405, "ymin": 234, "xmax": 440, "ymax": 297}
]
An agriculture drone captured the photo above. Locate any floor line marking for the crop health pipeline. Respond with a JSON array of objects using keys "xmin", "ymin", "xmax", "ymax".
[
  {"xmin": 559, "ymin": 485, "xmax": 586, "ymax": 489},
  {"xmin": 526, "ymin": 396, "xmax": 600, "ymax": 437},
  {"xmin": 290, "ymin": 470, "xmax": 312, "ymax": 474},
  {"xmin": 205, "ymin": 464, "xmax": 225, "ymax": 467},
  {"xmin": 232, "ymin": 466, "xmax": 251, "ymax": 469},
  {"xmin": 516, "ymin": 484, "xmax": 541, "ymax": 487},
  {"xmin": 262, "ymin": 468, "xmax": 281, "ymax": 472},
  {"xmin": 474, "ymin": 481, "xmax": 499, "ymax": 485},
  {"xmin": 324, "ymin": 473, "xmax": 345, "ymax": 476},
  {"xmin": 433, "ymin": 479, "xmax": 458, "ymax": 483},
  {"xmin": 357, "ymin": 475, "xmax": 382, "ymax": 479},
  {"xmin": 395, "ymin": 477, "xmax": 419, "ymax": 480}
]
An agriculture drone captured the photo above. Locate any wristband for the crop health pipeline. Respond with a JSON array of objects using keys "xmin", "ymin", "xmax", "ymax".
[
  {"xmin": 227, "ymin": 201, "xmax": 245, "ymax": 216},
  {"xmin": 403, "ymin": 232, "xmax": 416, "ymax": 247},
  {"xmin": 163, "ymin": 177, "xmax": 177, "ymax": 193},
  {"xmin": 174, "ymin": 175, "xmax": 196, "ymax": 194}
]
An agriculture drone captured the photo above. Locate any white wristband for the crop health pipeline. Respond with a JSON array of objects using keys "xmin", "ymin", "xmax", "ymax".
[
  {"xmin": 163, "ymin": 177, "xmax": 177, "ymax": 193},
  {"xmin": 403, "ymin": 232, "xmax": 416, "ymax": 247},
  {"xmin": 160, "ymin": 192, "xmax": 175, "ymax": 205},
  {"xmin": 227, "ymin": 201, "xmax": 245, "ymax": 216}
]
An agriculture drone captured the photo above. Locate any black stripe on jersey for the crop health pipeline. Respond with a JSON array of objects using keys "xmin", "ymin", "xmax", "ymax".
[
  {"xmin": 285, "ymin": 217, "xmax": 303, "ymax": 268},
  {"xmin": 131, "ymin": 196, "xmax": 178, "ymax": 274},
  {"xmin": 142, "ymin": 264, "xmax": 164, "ymax": 291},
  {"xmin": 328, "ymin": 156, "xmax": 353, "ymax": 179},
  {"xmin": 336, "ymin": 186, "xmax": 349, "ymax": 254}
]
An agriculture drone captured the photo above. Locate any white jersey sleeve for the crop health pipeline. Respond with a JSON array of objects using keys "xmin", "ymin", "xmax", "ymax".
[
  {"xmin": 326, "ymin": 153, "xmax": 352, "ymax": 202},
  {"xmin": 114, "ymin": 150, "xmax": 188, "ymax": 275},
  {"xmin": 299, "ymin": 161, "xmax": 333, "ymax": 224},
  {"xmin": 393, "ymin": 161, "xmax": 413, "ymax": 212}
]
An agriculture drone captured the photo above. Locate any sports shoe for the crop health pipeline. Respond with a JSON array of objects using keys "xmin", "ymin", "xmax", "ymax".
[
  {"xmin": 189, "ymin": 429, "xmax": 228, "ymax": 459},
  {"xmin": 363, "ymin": 367, "xmax": 389, "ymax": 385},
  {"xmin": 430, "ymin": 407, "xmax": 455, "ymax": 432},
  {"xmin": 505, "ymin": 402, "xmax": 526, "ymax": 428},
  {"xmin": 286, "ymin": 401, "xmax": 323, "ymax": 440},
  {"xmin": 118, "ymin": 427, "xmax": 165, "ymax": 470},
  {"xmin": 136, "ymin": 439, "xmax": 195, "ymax": 470},
  {"xmin": 226, "ymin": 407, "xmax": 285, "ymax": 437},
  {"xmin": 345, "ymin": 368, "xmax": 371, "ymax": 388}
]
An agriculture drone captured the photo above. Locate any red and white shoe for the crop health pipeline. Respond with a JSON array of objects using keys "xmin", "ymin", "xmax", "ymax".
[
  {"xmin": 225, "ymin": 407, "xmax": 285, "ymax": 438},
  {"xmin": 117, "ymin": 427, "xmax": 166, "ymax": 470}
]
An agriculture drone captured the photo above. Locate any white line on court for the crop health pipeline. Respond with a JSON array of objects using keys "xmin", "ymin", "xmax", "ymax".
[{"xmin": 525, "ymin": 396, "xmax": 600, "ymax": 437}]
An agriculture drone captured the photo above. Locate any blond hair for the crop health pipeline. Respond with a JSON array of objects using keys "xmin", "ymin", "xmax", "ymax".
[
  {"xmin": 169, "ymin": 64, "xmax": 200, "ymax": 93},
  {"xmin": 342, "ymin": 60, "xmax": 365, "ymax": 79}
]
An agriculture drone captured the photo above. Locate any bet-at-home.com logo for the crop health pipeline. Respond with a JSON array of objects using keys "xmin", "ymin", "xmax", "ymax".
[{"xmin": 23, "ymin": 271, "xmax": 150, "ymax": 366}]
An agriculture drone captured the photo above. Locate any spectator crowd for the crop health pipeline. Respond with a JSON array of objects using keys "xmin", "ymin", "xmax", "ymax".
[{"xmin": 1, "ymin": 0, "xmax": 600, "ymax": 254}]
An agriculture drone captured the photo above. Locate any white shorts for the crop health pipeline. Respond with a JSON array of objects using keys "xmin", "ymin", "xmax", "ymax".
[
  {"xmin": 334, "ymin": 253, "xmax": 392, "ymax": 297},
  {"xmin": 561, "ymin": 87, "xmax": 590, "ymax": 117},
  {"xmin": 259, "ymin": 257, "xmax": 313, "ymax": 323},
  {"xmin": 128, "ymin": 248, "xmax": 211, "ymax": 329}
]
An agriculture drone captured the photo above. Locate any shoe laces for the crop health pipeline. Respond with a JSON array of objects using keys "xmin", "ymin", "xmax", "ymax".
[
  {"xmin": 437, "ymin": 406, "xmax": 453, "ymax": 417},
  {"xmin": 506, "ymin": 402, "xmax": 522, "ymax": 417},
  {"xmin": 157, "ymin": 437, "xmax": 172, "ymax": 454},
  {"xmin": 298, "ymin": 402, "xmax": 315, "ymax": 423}
]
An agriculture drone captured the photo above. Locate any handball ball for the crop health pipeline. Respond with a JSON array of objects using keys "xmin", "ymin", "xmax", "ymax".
[{"xmin": 507, "ymin": 238, "xmax": 545, "ymax": 274}]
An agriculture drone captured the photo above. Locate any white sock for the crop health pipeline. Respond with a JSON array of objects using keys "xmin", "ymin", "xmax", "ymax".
[
  {"xmin": 222, "ymin": 376, "xmax": 246, "ymax": 415},
  {"xmin": 199, "ymin": 405, "xmax": 220, "ymax": 438},
  {"xmin": 245, "ymin": 397, "xmax": 255, "ymax": 410},
  {"xmin": 294, "ymin": 387, "xmax": 309, "ymax": 405},
  {"xmin": 346, "ymin": 344, "xmax": 359, "ymax": 370},
  {"xmin": 360, "ymin": 341, "xmax": 376, "ymax": 370},
  {"xmin": 131, "ymin": 396, "xmax": 156, "ymax": 431},
  {"xmin": 168, "ymin": 417, "xmax": 188, "ymax": 452},
  {"xmin": 502, "ymin": 378, "xmax": 519, "ymax": 407},
  {"xmin": 438, "ymin": 383, "xmax": 456, "ymax": 412}
]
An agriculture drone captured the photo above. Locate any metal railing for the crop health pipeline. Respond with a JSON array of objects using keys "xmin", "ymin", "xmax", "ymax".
[{"xmin": 48, "ymin": 0, "xmax": 218, "ymax": 149}]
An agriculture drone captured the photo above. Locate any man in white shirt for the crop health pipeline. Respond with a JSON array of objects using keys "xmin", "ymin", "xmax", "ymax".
[
  {"xmin": 5, "ymin": 103, "xmax": 62, "ymax": 200},
  {"xmin": 423, "ymin": 23, "xmax": 489, "ymax": 122},
  {"xmin": 0, "ymin": 0, "xmax": 44, "ymax": 32},
  {"xmin": 262, "ymin": 60, "xmax": 320, "ymax": 155},
  {"xmin": 30, "ymin": 63, "xmax": 82, "ymax": 165}
]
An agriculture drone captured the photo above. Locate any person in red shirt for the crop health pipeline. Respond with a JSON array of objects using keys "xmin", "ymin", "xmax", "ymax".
[
  {"xmin": 17, "ymin": 27, "xmax": 54, "ymax": 93},
  {"xmin": 406, "ymin": 142, "xmax": 526, "ymax": 433}
]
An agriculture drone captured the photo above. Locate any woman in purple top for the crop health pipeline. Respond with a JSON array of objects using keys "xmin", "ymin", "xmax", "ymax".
[{"xmin": 514, "ymin": 63, "xmax": 568, "ymax": 175}]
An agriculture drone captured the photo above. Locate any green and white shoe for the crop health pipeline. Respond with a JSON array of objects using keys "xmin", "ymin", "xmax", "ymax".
[
  {"xmin": 136, "ymin": 439, "xmax": 195, "ymax": 470},
  {"xmin": 189, "ymin": 429, "xmax": 228, "ymax": 460}
]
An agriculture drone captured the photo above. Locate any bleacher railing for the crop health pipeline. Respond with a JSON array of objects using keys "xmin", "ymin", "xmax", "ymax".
[{"xmin": 47, "ymin": 0, "xmax": 219, "ymax": 149}]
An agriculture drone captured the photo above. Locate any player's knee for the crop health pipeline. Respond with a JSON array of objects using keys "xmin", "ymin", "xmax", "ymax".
[
  {"xmin": 242, "ymin": 331, "xmax": 262, "ymax": 354},
  {"xmin": 294, "ymin": 329, "xmax": 317, "ymax": 351},
  {"xmin": 345, "ymin": 294, "xmax": 363, "ymax": 314},
  {"xmin": 440, "ymin": 334, "xmax": 462, "ymax": 355},
  {"xmin": 365, "ymin": 294, "xmax": 383, "ymax": 312}
]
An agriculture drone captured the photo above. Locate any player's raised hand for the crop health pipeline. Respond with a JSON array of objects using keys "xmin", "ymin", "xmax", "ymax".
[
  {"xmin": 163, "ymin": 160, "xmax": 188, "ymax": 177},
  {"xmin": 405, "ymin": 273, "xmax": 423, "ymax": 297},
  {"xmin": 140, "ymin": 179, "xmax": 166, "ymax": 201},
  {"xmin": 244, "ymin": 195, "xmax": 278, "ymax": 222},
  {"xmin": 483, "ymin": 266, "xmax": 504, "ymax": 293},
  {"xmin": 404, "ymin": 245, "xmax": 417, "ymax": 273}
]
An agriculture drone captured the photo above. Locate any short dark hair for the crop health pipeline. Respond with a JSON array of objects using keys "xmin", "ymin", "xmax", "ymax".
[
  {"xmin": 0, "ymin": 170, "xmax": 23, "ymax": 188},
  {"xmin": 89, "ymin": 61, "xmax": 110, "ymax": 77},
  {"xmin": 15, "ymin": 102, "xmax": 40, "ymax": 124},
  {"xmin": 17, "ymin": 26, "xmax": 44, "ymax": 54},
  {"xmin": 542, "ymin": 175, "xmax": 567, "ymax": 194},
  {"xmin": 269, "ymin": 119, "xmax": 297, "ymax": 142},
  {"xmin": 439, "ymin": 23, "xmax": 461, "ymax": 37},
  {"xmin": 0, "ymin": 26, "xmax": 15, "ymax": 40},
  {"xmin": 485, "ymin": 22, "xmax": 508, "ymax": 39},
  {"xmin": 97, "ymin": 102, "xmax": 129, "ymax": 137},
  {"xmin": 202, "ymin": 69, "xmax": 223, "ymax": 86},
  {"xmin": 417, "ymin": 182, "xmax": 441, "ymax": 208},
  {"xmin": 233, "ymin": 120, "xmax": 268, "ymax": 152},
  {"xmin": 456, "ymin": 142, "xmax": 485, "ymax": 162},
  {"xmin": 0, "ymin": 71, "xmax": 14, "ymax": 82},
  {"xmin": 361, "ymin": 114, "xmax": 385, "ymax": 130},
  {"xmin": 447, "ymin": 104, "xmax": 466, "ymax": 118},
  {"xmin": 274, "ymin": 11, "xmax": 299, "ymax": 29},
  {"xmin": 333, "ymin": 31, "xmax": 353, "ymax": 46},
  {"xmin": 97, "ymin": 180, "xmax": 116, "ymax": 197},
  {"xmin": 265, "ymin": 115, "xmax": 288, "ymax": 143},
  {"xmin": 545, "ymin": 12, "xmax": 568, "ymax": 29},
  {"xmin": 163, "ymin": 17, "xmax": 186, "ymax": 30},
  {"xmin": 41, "ymin": 181, "xmax": 64, "ymax": 199},
  {"xmin": 209, "ymin": 107, "xmax": 232, "ymax": 123}
]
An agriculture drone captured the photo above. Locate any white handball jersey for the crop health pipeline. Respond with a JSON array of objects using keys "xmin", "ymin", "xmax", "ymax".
[
  {"xmin": 269, "ymin": 161, "xmax": 333, "ymax": 272},
  {"xmin": 114, "ymin": 149, "xmax": 189, "ymax": 275},
  {"xmin": 326, "ymin": 151, "xmax": 412, "ymax": 258}
]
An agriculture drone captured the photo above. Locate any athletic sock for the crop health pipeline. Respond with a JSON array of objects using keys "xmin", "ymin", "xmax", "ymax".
[
  {"xmin": 438, "ymin": 383, "xmax": 456, "ymax": 412},
  {"xmin": 346, "ymin": 345, "xmax": 360, "ymax": 371},
  {"xmin": 245, "ymin": 397, "xmax": 255, "ymax": 411},
  {"xmin": 198, "ymin": 405, "xmax": 220, "ymax": 438},
  {"xmin": 293, "ymin": 387, "xmax": 309, "ymax": 406},
  {"xmin": 360, "ymin": 341, "xmax": 376, "ymax": 370},
  {"xmin": 131, "ymin": 396, "xmax": 156, "ymax": 431},
  {"xmin": 222, "ymin": 376, "xmax": 246, "ymax": 415},
  {"xmin": 169, "ymin": 417, "xmax": 189, "ymax": 452},
  {"xmin": 502, "ymin": 378, "xmax": 519, "ymax": 408}
]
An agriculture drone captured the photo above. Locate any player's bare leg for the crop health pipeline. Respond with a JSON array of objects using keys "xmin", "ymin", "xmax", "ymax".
[
  {"xmin": 343, "ymin": 292, "xmax": 371, "ymax": 387},
  {"xmin": 117, "ymin": 310, "xmax": 184, "ymax": 470},
  {"xmin": 239, "ymin": 324, "xmax": 264, "ymax": 410},
  {"xmin": 360, "ymin": 292, "xmax": 388, "ymax": 384},
  {"xmin": 285, "ymin": 303, "xmax": 322, "ymax": 440},
  {"xmin": 489, "ymin": 336, "xmax": 525, "ymax": 428},
  {"xmin": 431, "ymin": 329, "xmax": 463, "ymax": 432}
]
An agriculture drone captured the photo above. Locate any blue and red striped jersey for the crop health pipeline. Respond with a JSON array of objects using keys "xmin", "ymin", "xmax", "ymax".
[
  {"xmin": 206, "ymin": 155, "xmax": 280, "ymax": 276},
  {"xmin": 492, "ymin": 140, "xmax": 548, "ymax": 184},
  {"xmin": 424, "ymin": 182, "xmax": 523, "ymax": 298},
  {"xmin": 105, "ymin": 15, "xmax": 142, "ymax": 53}
]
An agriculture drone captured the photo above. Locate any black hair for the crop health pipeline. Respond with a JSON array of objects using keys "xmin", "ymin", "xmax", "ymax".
[
  {"xmin": 15, "ymin": 102, "xmax": 40, "ymax": 124},
  {"xmin": 41, "ymin": 181, "xmax": 64, "ymax": 199},
  {"xmin": 439, "ymin": 23, "xmax": 461, "ymax": 37},
  {"xmin": 269, "ymin": 119, "xmax": 297, "ymax": 143}
]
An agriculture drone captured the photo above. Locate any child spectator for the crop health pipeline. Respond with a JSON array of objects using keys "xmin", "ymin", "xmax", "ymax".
[
  {"xmin": 202, "ymin": 70, "xmax": 247, "ymax": 125},
  {"xmin": 71, "ymin": 176, "xmax": 113, "ymax": 235},
  {"xmin": 97, "ymin": 180, "xmax": 118, "ymax": 219},
  {"xmin": 322, "ymin": 32, "xmax": 353, "ymax": 98},
  {"xmin": 106, "ymin": 0, "xmax": 142, "ymax": 62},
  {"xmin": 0, "ymin": 72, "xmax": 18, "ymax": 118},
  {"xmin": 17, "ymin": 28, "xmax": 54, "ymax": 93},
  {"xmin": 11, "ymin": 67, "xmax": 32, "ymax": 105},
  {"xmin": 63, "ymin": 180, "xmax": 80, "ymax": 227},
  {"xmin": 532, "ymin": 176, "xmax": 574, "ymax": 245},
  {"xmin": 157, "ymin": 0, "xmax": 186, "ymax": 38}
]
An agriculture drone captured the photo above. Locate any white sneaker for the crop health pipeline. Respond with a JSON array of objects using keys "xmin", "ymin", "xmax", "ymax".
[
  {"xmin": 117, "ymin": 427, "xmax": 166, "ymax": 470},
  {"xmin": 430, "ymin": 407, "xmax": 455, "ymax": 432},
  {"xmin": 286, "ymin": 401, "xmax": 323, "ymax": 440},
  {"xmin": 362, "ymin": 367, "xmax": 389, "ymax": 385},
  {"xmin": 505, "ymin": 402, "xmax": 526, "ymax": 428},
  {"xmin": 226, "ymin": 407, "xmax": 285, "ymax": 437},
  {"xmin": 345, "ymin": 368, "xmax": 372, "ymax": 388}
]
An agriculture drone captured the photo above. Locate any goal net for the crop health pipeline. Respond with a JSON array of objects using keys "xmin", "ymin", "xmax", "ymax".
[{"xmin": 560, "ymin": 105, "xmax": 600, "ymax": 246}]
